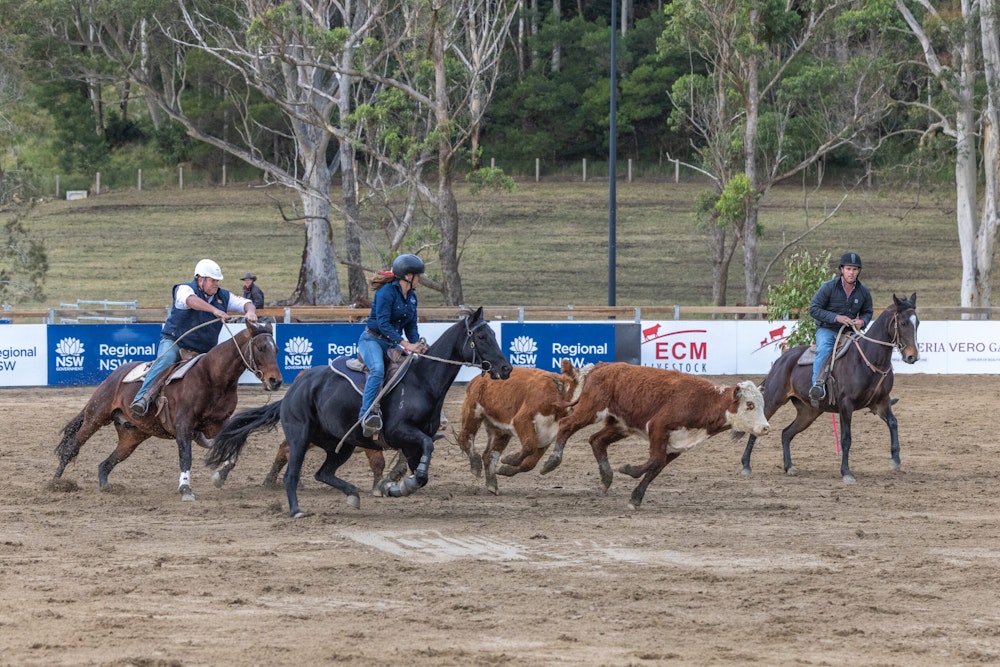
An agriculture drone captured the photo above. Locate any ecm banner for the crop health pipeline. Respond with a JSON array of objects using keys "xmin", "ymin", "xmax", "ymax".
[
  {"xmin": 48, "ymin": 324, "xmax": 161, "ymax": 386},
  {"xmin": 502, "ymin": 323, "xmax": 617, "ymax": 371}
]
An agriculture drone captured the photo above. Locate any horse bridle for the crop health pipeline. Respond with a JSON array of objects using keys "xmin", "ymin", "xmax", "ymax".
[
  {"xmin": 231, "ymin": 330, "xmax": 275, "ymax": 383},
  {"xmin": 415, "ymin": 317, "xmax": 496, "ymax": 373}
]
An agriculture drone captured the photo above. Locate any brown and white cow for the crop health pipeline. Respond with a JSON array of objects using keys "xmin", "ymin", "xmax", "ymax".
[
  {"xmin": 457, "ymin": 359, "xmax": 591, "ymax": 494},
  {"xmin": 539, "ymin": 362, "xmax": 769, "ymax": 510}
]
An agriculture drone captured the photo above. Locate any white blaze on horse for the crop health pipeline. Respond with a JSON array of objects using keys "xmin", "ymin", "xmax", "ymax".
[
  {"xmin": 457, "ymin": 359, "xmax": 592, "ymax": 494},
  {"xmin": 539, "ymin": 362, "xmax": 769, "ymax": 510}
]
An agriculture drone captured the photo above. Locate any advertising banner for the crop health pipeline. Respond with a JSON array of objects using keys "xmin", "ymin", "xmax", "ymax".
[
  {"xmin": 0, "ymin": 324, "xmax": 47, "ymax": 386},
  {"xmin": 48, "ymin": 324, "xmax": 160, "ymax": 386},
  {"xmin": 502, "ymin": 323, "xmax": 617, "ymax": 371},
  {"xmin": 639, "ymin": 321, "xmax": 741, "ymax": 375},
  {"xmin": 275, "ymin": 323, "xmax": 366, "ymax": 384}
]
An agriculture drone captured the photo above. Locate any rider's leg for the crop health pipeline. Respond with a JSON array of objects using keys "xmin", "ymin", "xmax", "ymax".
[
  {"xmin": 810, "ymin": 327, "xmax": 836, "ymax": 400},
  {"xmin": 357, "ymin": 334, "xmax": 388, "ymax": 433},
  {"xmin": 131, "ymin": 336, "xmax": 181, "ymax": 417}
]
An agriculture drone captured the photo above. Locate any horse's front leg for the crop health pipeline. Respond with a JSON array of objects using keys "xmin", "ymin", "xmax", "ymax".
[
  {"xmin": 176, "ymin": 434, "xmax": 196, "ymax": 501},
  {"xmin": 380, "ymin": 437, "xmax": 434, "ymax": 497},
  {"xmin": 874, "ymin": 398, "xmax": 902, "ymax": 472},
  {"xmin": 838, "ymin": 411, "xmax": 856, "ymax": 484}
]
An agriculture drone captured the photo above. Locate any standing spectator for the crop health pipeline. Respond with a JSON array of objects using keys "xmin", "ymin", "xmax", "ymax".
[{"xmin": 242, "ymin": 272, "xmax": 265, "ymax": 309}]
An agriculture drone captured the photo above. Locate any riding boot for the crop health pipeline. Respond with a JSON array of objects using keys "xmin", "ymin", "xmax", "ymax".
[
  {"xmin": 362, "ymin": 408, "xmax": 382, "ymax": 438},
  {"xmin": 809, "ymin": 369, "xmax": 828, "ymax": 401}
]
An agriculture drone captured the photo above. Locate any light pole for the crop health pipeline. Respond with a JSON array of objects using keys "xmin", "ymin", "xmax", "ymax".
[{"xmin": 608, "ymin": 0, "xmax": 617, "ymax": 307}]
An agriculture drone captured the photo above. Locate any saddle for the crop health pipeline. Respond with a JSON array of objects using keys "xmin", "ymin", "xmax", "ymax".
[
  {"xmin": 796, "ymin": 335, "xmax": 856, "ymax": 367},
  {"xmin": 121, "ymin": 353, "xmax": 205, "ymax": 434},
  {"xmin": 329, "ymin": 348, "xmax": 413, "ymax": 400}
]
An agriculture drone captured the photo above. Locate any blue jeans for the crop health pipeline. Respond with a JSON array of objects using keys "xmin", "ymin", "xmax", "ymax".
[
  {"xmin": 812, "ymin": 327, "xmax": 837, "ymax": 385},
  {"xmin": 358, "ymin": 330, "xmax": 394, "ymax": 419},
  {"xmin": 134, "ymin": 335, "xmax": 182, "ymax": 401}
]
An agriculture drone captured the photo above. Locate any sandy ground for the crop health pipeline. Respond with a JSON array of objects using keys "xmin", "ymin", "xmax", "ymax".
[{"xmin": 2, "ymin": 374, "xmax": 1000, "ymax": 666}]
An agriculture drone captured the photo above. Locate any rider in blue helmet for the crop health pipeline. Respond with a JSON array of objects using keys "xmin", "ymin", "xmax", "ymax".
[
  {"xmin": 807, "ymin": 252, "xmax": 873, "ymax": 401},
  {"xmin": 356, "ymin": 254, "xmax": 426, "ymax": 436}
]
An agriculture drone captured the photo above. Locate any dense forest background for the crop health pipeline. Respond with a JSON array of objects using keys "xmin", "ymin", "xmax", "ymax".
[{"xmin": 1, "ymin": 0, "xmax": 998, "ymax": 309}]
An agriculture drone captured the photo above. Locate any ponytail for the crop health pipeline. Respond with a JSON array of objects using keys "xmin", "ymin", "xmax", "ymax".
[{"xmin": 369, "ymin": 270, "xmax": 395, "ymax": 291}]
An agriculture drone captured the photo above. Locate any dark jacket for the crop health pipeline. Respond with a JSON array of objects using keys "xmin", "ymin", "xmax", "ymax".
[
  {"xmin": 162, "ymin": 280, "xmax": 232, "ymax": 353},
  {"xmin": 365, "ymin": 281, "xmax": 419, "ymax": 345},
  {"xmin": 809, "ymin": 277, "xmax": 873, "ymax": 332},
  {"xmin": 243, "ymin": 283, "xmax": 264, "ymax": 309}
]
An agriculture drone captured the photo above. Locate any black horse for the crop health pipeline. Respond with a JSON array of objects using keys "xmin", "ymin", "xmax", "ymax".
[
  {"xmin": 740, "ymin": 293, "xmax": 920, "ymax": 483},
  {"xmin": 206, "ymin": 307, "xmax": 512, "ymax": 517}
]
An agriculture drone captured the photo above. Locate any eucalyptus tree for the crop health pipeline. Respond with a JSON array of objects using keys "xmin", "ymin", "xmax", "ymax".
[
  {"xmin": 660, "ymin": 0, "xmax": 892, "ymax": 306},
  {"xmin": 896, "ymin": 0, "xmax": 1000, "ymax": 311}
]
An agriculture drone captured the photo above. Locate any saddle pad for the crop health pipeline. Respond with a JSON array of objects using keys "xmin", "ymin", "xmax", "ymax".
[
  {"xmin": 329, "ymin": 356, "xmax": 367, "ymax": 395},
  {"xmin": 328, "ymin": 353, "xmax": 416, "ymax": 396},
  {"xmin": 121, "ymin": 354, "xmax": 206, "ymax": 383},
  {"xmin": 796, "ymin": 336, "xmax": 855, "ymax": 366}
]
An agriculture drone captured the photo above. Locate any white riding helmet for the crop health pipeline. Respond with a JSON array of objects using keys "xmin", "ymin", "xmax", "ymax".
[{"xmin": 194, "ymin": 259, "xmax": 224, "ymax": 280}]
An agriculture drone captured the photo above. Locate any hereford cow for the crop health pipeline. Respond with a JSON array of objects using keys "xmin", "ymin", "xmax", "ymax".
[
  {"xmin": 539, "ymin": 363, "xmax": 769, "ymax": 510},
  {"xmin": 457, "ymin": 359, "xmax": 591, "ymax": 494}
]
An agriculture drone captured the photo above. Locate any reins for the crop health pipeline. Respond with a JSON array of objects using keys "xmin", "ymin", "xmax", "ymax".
[{"xmin": 828, "ymin": 310, "xmax": 904, "ymax": 405}]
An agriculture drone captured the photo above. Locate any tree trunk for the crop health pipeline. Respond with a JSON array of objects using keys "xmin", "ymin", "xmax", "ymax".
[
  {"xmin": 973, "ymin": 0, "xmax": 1000, "ymax": 311},
  {"xmin": 289, "ymin": 163, "xmax": 344, "ymax": 305},
  {"xmin": 742, "ymin": 6, "xmax": 762, "ymax": 306}
]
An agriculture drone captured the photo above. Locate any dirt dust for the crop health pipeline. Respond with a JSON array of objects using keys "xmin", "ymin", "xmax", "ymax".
[{"xmin": 2, "ymin": 374, "xmax": 1000, "ymax": 666}]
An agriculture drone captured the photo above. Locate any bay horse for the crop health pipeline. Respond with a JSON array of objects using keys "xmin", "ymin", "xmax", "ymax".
[
  {"xmin": 740, "ymin": 293, "xmax": 919, "ymax": 483},
  {"xmin": 205, "ymin": 307, "xmax": 512, "ymax": 517},
  {"xmin": 53, "ymin": 320, "xmax": 282, "ymax": 500}
]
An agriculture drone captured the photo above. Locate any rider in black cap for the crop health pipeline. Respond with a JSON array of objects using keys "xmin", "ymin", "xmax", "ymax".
[{"xmin": 807, "ymin": 252, "xmax": 873, "ymax": 401}]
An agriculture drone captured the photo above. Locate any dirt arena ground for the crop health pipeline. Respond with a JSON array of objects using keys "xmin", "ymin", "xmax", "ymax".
[{"xmin": 2, "ymin": 373, "xmax": 999, "ymax": 666}]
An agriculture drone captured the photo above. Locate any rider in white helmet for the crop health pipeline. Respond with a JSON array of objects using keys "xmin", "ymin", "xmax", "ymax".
[{"xmin": 130, "ymin": 259, "xmax": 259, "ymax": 418}]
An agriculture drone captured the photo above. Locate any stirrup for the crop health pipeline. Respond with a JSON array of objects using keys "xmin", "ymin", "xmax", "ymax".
[
  {"xmin": 808, "ymin": 383, "xmax": 826, "ymax": 401},
  {"xmin": 361, "ymin": 413, "xmax": 383, "ymax": 437}
]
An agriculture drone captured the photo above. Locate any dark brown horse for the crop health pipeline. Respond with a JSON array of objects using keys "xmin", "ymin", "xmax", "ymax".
[
  {"xmin": 740, "ymin": 293, "xmax": 919, "ymax": 483},
  {"xmin": 53, "ymin": 319, "xmax": 282, "ymax": 500}
]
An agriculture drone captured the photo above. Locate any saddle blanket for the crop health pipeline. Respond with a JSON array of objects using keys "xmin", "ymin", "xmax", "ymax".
[{"xmin": 122, "ymin": 354, "xmax": 206, "ymax": 384}]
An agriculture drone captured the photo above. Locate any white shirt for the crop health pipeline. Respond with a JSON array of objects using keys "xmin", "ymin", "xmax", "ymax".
[{"xmin": 174, "ymin": 285, "xmax": 253, "ymax": 313}]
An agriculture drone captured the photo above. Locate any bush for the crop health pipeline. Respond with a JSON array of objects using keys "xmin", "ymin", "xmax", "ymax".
[{"xmin": 766, "ymin": 250, "xmax": 833, "ymax": 348}]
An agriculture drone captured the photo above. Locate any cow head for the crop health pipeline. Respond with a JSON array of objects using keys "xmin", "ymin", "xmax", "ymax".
[
  {"xmin": 557, "ymin": 359, "xmax": 594, "ymax": 404},
  {"xmin": 728, "ymin": 381, "xmax": 769, "ymax": 437}
]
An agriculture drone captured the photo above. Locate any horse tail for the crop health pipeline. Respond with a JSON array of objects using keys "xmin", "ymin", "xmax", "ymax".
[
  {"xmin": 204, "ymin": 400, "xmax": 283, "ymax": 469},
  {"xmin": 54, "ymin": 411, "xmax": 86, "ymax": 463}
]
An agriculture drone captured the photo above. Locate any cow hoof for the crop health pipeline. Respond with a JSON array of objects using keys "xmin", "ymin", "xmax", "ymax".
[
  {"xmin": 843, "ymin": 474, "xmax": 857, "ymax": 484},
  {"xmin": 468, "ymin": 451, "xmax": 483, "ymax": 478},
  {"xmin": 486, "ymin": 483, "xmax": 499, "ymax": 496},
  {"xmin": 346, "ymin": 494, "xmax": 361, "ymax": 509},
  {"xmin": 179, "ymin": 485, "xmax": 195, "ymax": 502},
  {"xmin": 889, "ymin": 460, "xmax": 901, "ymax": 472},
  {"xmin": 540, "ymin": 454, "xmax": 562, "ymax": 475}
]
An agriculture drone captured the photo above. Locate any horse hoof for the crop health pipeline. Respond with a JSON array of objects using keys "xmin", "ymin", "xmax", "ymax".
[
  {"xmin": 843, "ymin": 474, "xmax": 857, "ymax": 484},
  {"xmin": 740, "ymin": 466, "xmax": 752, "ymax": 477},
  {"xmin": 290, "ymin": 509, "xmax": 311, "ymax": 518},
  {"xmin": 346, "ymin": 495, "xmax": 361, "ymax": 509},
  {"xmin": 211, "ymin": 471, "xmax": 226, "ymax": 488},
  {"xmin": 627, "ymin": 502, "xmax": 640, "ymax": 511},
  {"xmin": 889, "ymin": 460, "xmax": 901, "ymax": 472},
  {"xmin": 179, "ymin": 485, "xmax": 195, "ymax": 501},
  {"xmin": 785, "ymin": 467, "xmax": 798, "ymax": 477}
]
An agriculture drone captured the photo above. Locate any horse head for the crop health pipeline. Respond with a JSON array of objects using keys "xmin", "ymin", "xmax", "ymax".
[
  {"xmin": 244, "ymin": 319, "xmax": 283, "ymax": 391},
  {"xmin": 891, "ymin": 292, "xmax": 920, "ymax": 365},
  {"xmin": 462, "ymin": 307, "xmax": 512, "ymax": 380}
]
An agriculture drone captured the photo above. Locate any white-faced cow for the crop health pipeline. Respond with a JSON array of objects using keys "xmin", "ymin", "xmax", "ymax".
[
  {"xmin": 457, "ymin": 359, "xmax": 591, "ymax": 494},
  {"xmin": 539, "ymin": 362, "xmax": 769, "ymax": 509}
]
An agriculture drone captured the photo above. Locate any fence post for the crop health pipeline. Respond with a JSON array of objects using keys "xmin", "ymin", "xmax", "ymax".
[
  {"xmin": 138, "ymin": 169, "xmax": 142, "ymax": 192},
  {"xmin": 535, "ymin": 158, "xmax": 540, "ymax": 182},
  {"xmin": 490, "ymin": 157, "xmax": 495, "ymax": 169},
  {"xmin": 179, "ymin": 166, "xmax": 184, "ymax": 190},
  {"xmin": 95, "ymin": 172, "xmax": 101, "ymax": 194},
  {"xmin": 628, "ymin": 159, "xmax": 632, "ymax": 183},
  {"xmin": 222, "ymin": 164, "xmax": 227, "ymax": 187},
  {"xmin": 55, "ymin": 175, "xmax": 60, "ymax": 199},
  {"xmin": 674, "ymin": 160, "xmax": 679, "ymax": 183},
  {"xmin": 583, "ymin": 158, "xmax": 587, "ymax": 182}
]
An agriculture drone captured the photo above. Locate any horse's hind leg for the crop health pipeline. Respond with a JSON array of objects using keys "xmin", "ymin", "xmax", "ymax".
[
  {"xmin": 313, "ymin": 446, "xmax": 361, "ymax": 509},
  {"xmin": 781, "ymin": 403, "xmax": 822, "ymax": 475},
  {"xmin": 97, "ymin": 424, "xmax": 150, "ymax": 489}
]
